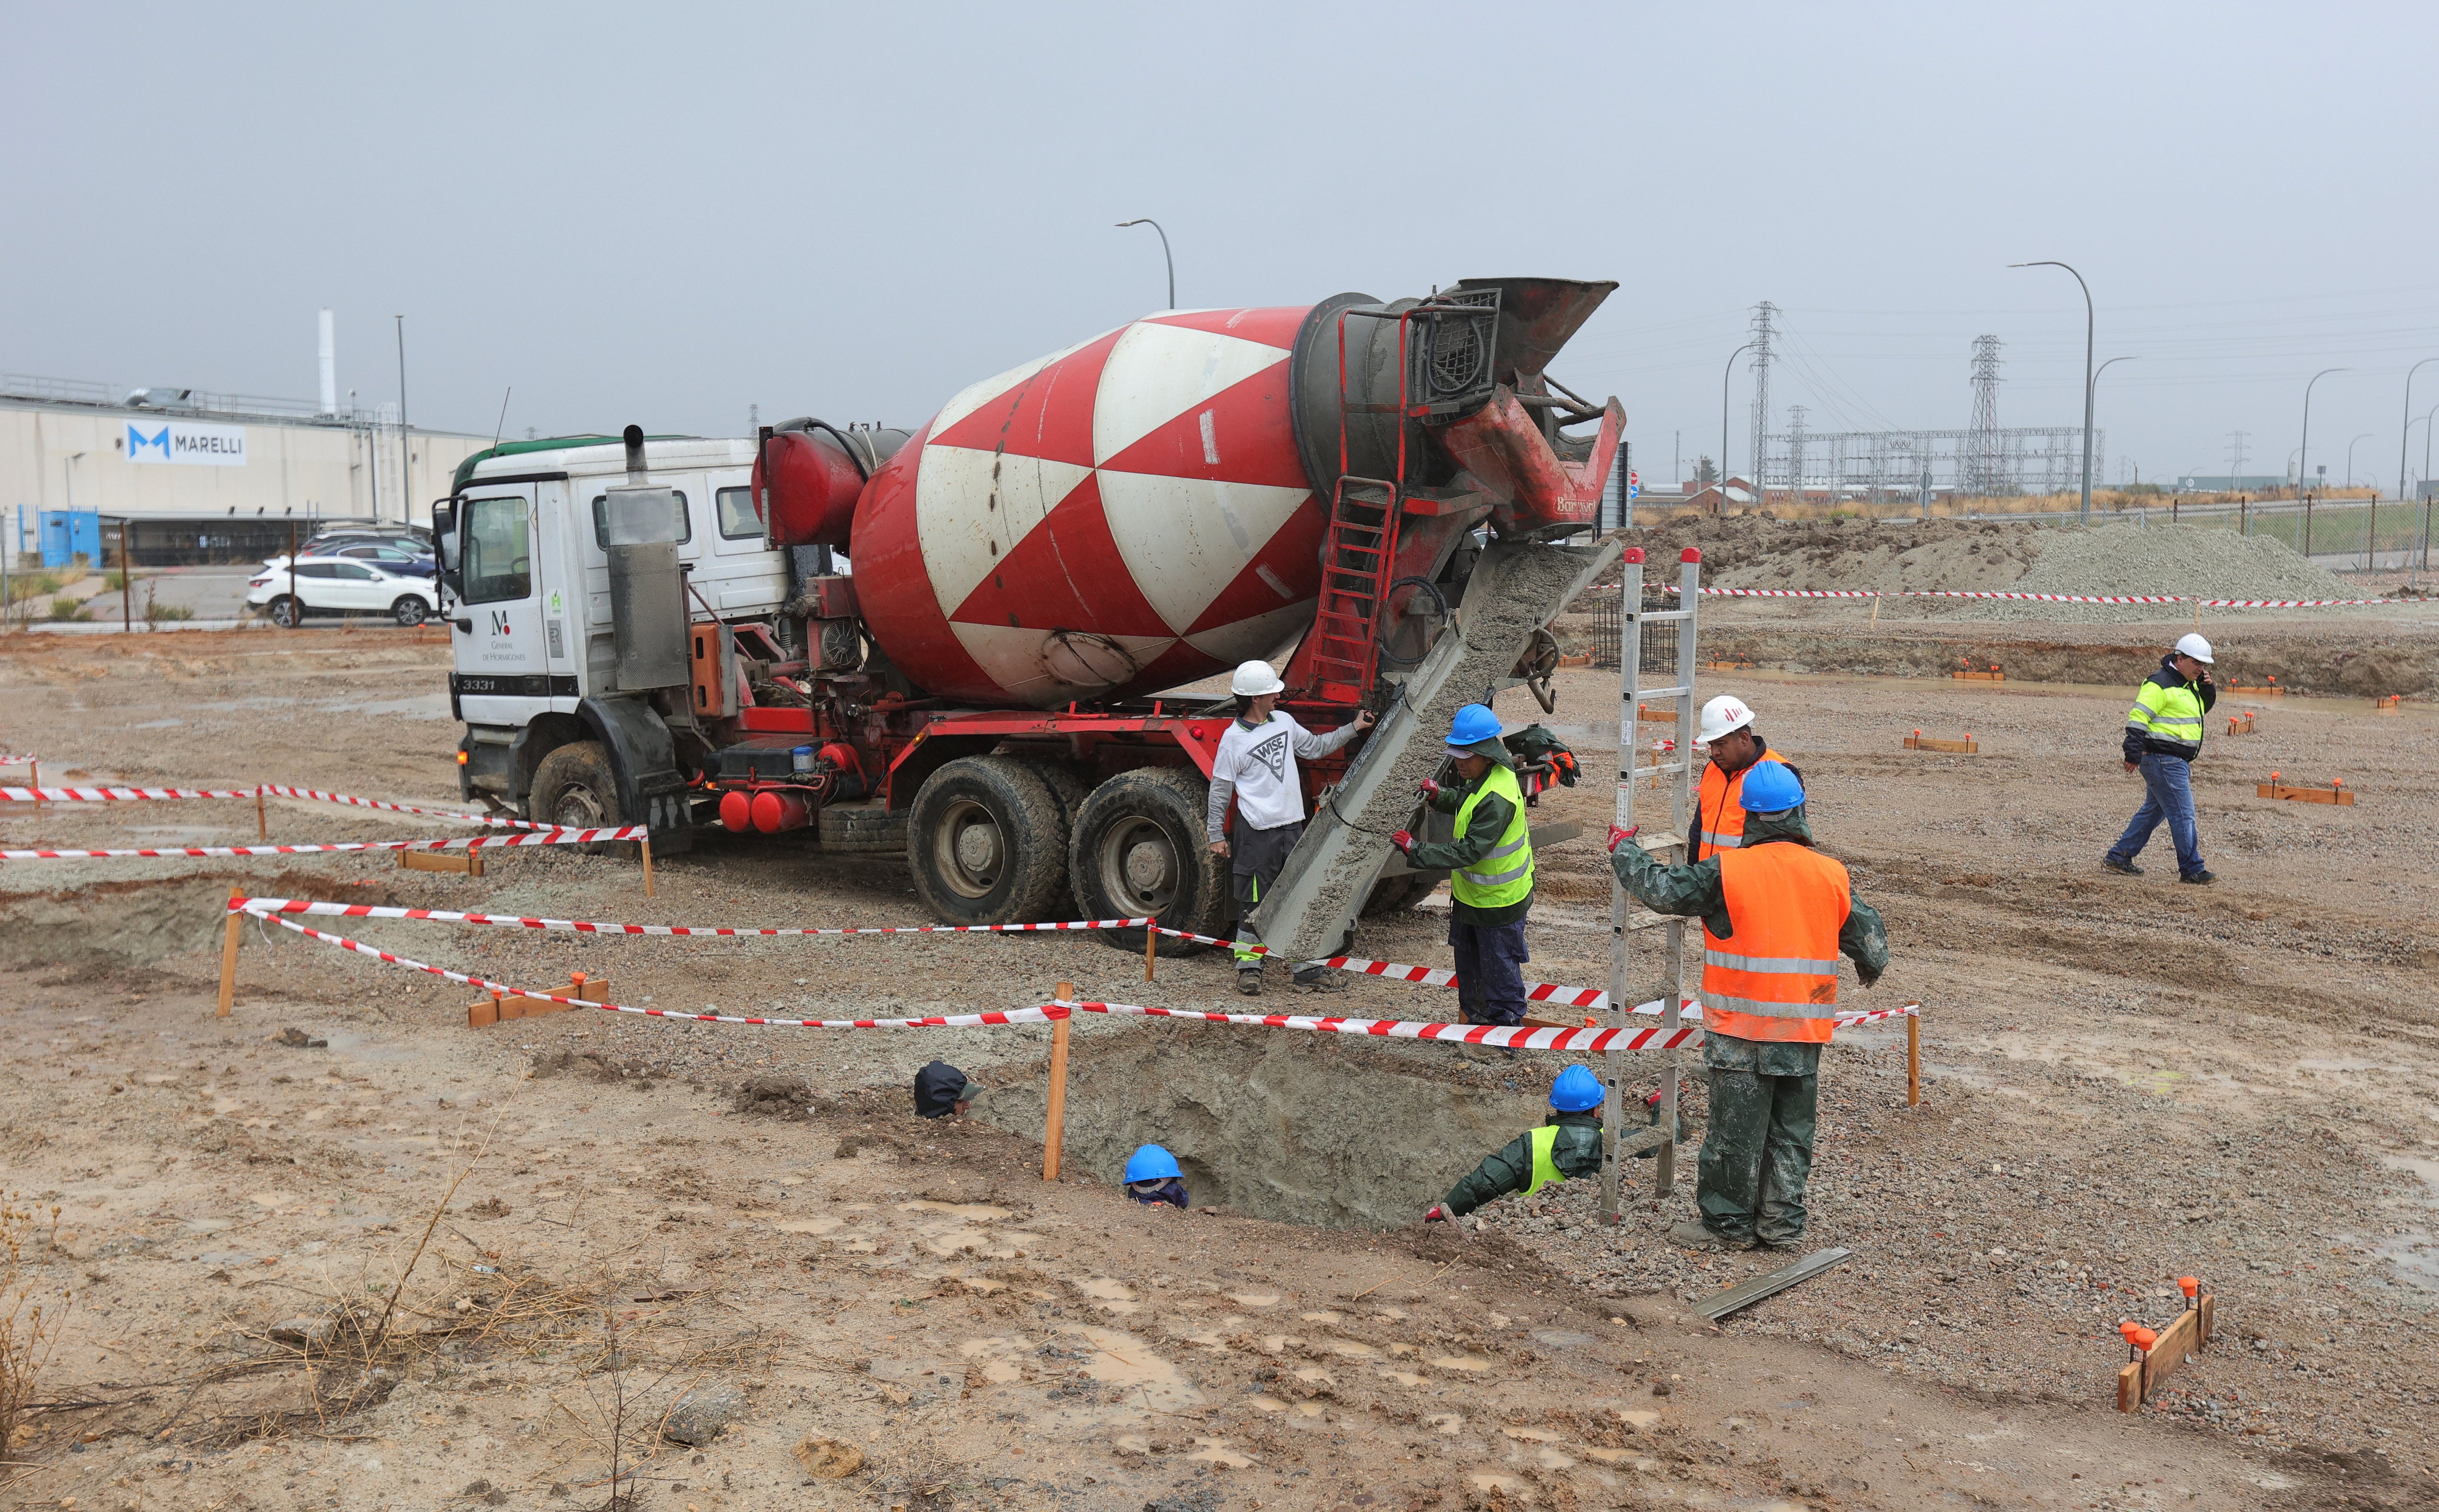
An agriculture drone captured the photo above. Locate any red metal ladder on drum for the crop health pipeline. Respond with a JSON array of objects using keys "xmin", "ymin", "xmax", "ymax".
[{"xmin": 1303, "ymin": 295, "xmax": 1493, "ymax": 702}]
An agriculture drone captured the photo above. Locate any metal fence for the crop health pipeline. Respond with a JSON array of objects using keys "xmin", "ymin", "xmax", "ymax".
[{"xmin": 1586, "ymin": 582, "xmax": 1678, "ymax": 671}]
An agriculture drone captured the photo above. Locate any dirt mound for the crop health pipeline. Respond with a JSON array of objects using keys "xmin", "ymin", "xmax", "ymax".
[{"xmin": 1573, "ymin": 517, "xmax": 2367, "ymax": 624}]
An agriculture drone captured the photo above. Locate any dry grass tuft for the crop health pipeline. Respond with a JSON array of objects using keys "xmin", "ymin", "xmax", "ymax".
[{"xmin": 0, "ymin": 1197, "xmax": 72, "ymax": 1481}]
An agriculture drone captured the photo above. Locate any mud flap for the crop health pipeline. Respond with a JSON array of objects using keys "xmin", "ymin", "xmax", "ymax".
[{"xmin": 577, "ymin": 695, "xmax": 694, "ymax": 852}]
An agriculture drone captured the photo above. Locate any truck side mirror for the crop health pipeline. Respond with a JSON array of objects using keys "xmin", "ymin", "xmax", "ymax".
[{"xmin": 432, "ymin": 499, "xmax": 461, "ymax": 599}]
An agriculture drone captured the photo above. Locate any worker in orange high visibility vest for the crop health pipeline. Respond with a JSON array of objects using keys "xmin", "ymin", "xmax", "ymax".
[
  {"xmin": 1607, "ymin": 762, "xmax": 1888, "ymax": 1251},
  {"xmin": 1691, "ymin": 694, "xmax": 1798, "ymax": 862}
]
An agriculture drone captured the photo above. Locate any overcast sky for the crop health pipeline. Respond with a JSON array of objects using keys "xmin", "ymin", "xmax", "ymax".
[{"xmin": 8, "ymin": 3, "xmax": 2438, "ymax": 491}]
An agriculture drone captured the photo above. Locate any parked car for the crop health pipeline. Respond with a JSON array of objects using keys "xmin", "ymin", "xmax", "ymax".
[
  {"xmin": 260, "ymin": 540, "xmax": 437, "ymax": 579},
  {"xmin": 247, "ymin": 555, "xmax": 440, "ymax": 627}
]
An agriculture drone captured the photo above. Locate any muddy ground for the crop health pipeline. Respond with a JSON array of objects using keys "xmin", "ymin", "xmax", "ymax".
[{"xmin": 2, "ymin": 627, "xmax": 2437, "ymax": 1512}]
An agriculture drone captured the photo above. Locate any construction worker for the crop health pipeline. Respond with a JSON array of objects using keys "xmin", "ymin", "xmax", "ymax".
[
  {"xmin": 1423, "ymin": 1067, "xmax": 1680, "ymax": 1221},
  {"xmin": 1207, "ymin": 660, "xmax": 1374, "ymax": 995},
  {"xmin": 2105, "ymin": 632, "xmax": 2218, "ymax": 884},
  {"xmin": 1608, "ymin": 762, "xmax": 1888, "ymax": 1251},
  {"xmin": 1692, "ymin": 694, "xmax": 1796, "ymax": 862},
  {"xmin": 1391, "ymin": 704, "xmax": 1534, "ymax": 1027},
  {"xmin": 1122, "ymin": 1144, "xmax": 1190, "ymax": 1209}
]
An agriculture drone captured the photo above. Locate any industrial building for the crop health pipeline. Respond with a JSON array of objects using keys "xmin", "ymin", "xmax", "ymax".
[{"xmin": 3, "ymin": 312, "xmax": 493, "ymax": 565}]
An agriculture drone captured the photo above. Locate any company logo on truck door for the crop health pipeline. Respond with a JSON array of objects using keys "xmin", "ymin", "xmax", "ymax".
[{"xmin": 489, "ymin": 610, "xmax": 513, "ymax": 636}]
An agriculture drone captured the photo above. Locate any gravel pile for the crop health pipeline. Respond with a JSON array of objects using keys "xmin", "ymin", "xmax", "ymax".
[{"xmin": 1963, "ymin": 522, "xmax": 2361, "ymax": 623}]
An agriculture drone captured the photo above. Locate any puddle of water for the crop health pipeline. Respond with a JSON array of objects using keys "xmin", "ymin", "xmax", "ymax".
[
  {"xmin": 1290, "ymin": 1366, "xmax": 1335, "ymax": 1387},
  {"xmin": 1431, "ymin": 1352, "xmax": 1496, "ymax": 1373},
  {"xmin": 1226, "ymin": 1292, "xmax": 1278, "ymax": 1308},
  {"xmin": 1299, "ymin": 1310, "xmax": 1342, "ymax": 1325},
  {"xmin": 1471, "ymin": 1474, "xmax": 1528, "ymax": 1493},
  {"xmin": 1374, "ymin": 1307, "xmax": 1409, "ymax": 1321},
  {"xmin": 1325, "ymin": 1339, "xmax": 1378, "ymax": 1358},
  {"xmin": 897, "ymin": 1200, "xmax": 1012, "ymax": 1222},
  {"xmin": 1247, "ymin": 1396, "xmax": 1289, "ymax": 1414},
  {"xmin": 1061, "ymin": 1325, "xmax": 1202, "ymax": 1413},
  {"xmin": 1187, "ymin": 1437, "xmax": 1253, "ymax": 1468},
  {"xmin": 181, "ymin": 1217, "xmax": 233, "ymax": 1232},
  {"xmin": 1076, "ymin": 1277, "xmax": 1137, "ymax": 1303},
  {"xmin": 1428, "ymin": 1413, "xmax": 1465, "ymax": 1435},
  {"xmin": 1374, "ymin": 1368, "xmax": 1426, "ymax": 1387}
]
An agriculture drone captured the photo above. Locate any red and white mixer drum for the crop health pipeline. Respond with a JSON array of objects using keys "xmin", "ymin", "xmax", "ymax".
[{"xmin": 851, "ymin": 306, "xmax": 1326, "ymax": 708}]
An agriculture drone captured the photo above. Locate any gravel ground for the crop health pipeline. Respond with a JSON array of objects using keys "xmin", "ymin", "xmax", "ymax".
[{"xmin": 7, "ymin": 629, "xmax": 2439, "ymax": 1508}]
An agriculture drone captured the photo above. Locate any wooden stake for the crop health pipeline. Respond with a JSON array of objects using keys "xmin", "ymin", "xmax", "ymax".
[
  {"xmin": 1869, "ymin": 594, "xmax": 1882, "ymax": 626},
  {"xmin": 255, "ymin": 787, "xmax": 268, "ymax": 840},
  {"xmin": 640, "ymin": 835, "xmax": 657, "ymax": 898},
  {"xmin": 1143, "ymin": 917, "xmax": 1158, "ymax": 983},
  {"xmin": 216, "ymin": 887, "xmax": 243, "ymax": 1017},
  {"xmin": 1906, "ymin": 1006, "xmax": 1921, "ymax": 1106},
  {"xmin": 1043, "ymin": 981, "xmax": 1073, "ymax": 1181}
]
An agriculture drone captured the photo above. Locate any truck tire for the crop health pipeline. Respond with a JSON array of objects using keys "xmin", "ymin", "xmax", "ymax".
[
  {"xmin": 528, "ymin": 740, "xmax": 633, "ymax": 856},
  {"xmin": 906, "ymin": 756, "xmax": 1069, "ymax": 926},
  {"xmin": 1362, "ymin": 872, "xmax": 1439, "ymax": 916},
  {"xmin": 1068, "ymin": 767, "xmax": 1228, "ymax": 958}
]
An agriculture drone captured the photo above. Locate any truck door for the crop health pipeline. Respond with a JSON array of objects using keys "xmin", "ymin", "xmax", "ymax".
[{"xmin": 451, "ymin": 485, "xmax": 559, "ymax": 726}]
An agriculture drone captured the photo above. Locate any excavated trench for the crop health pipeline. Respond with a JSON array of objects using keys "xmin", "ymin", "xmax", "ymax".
[{"xmin": 970, "ymin": 1021, "xmax": 1562, "ymax": 1227}]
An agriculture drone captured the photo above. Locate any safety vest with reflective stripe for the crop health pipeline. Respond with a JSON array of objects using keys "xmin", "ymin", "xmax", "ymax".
[
  {"xmin": 1696, "ymin": 752, "xmax": 1789, "ymax": 857},
  {"xmin": 1525, "ymin": 1124, "xmax": 1564, "ymax": 1195},
  {"xmin": 1450, "ymin": 763, "xmax": 1535, "ymax": 909},
  {"xmin": 2125, "ymin": 675, "xmax": 2207, "ymax": 759},
  {"xmin": 1699, "ymin": 841, "xmax": 1851, "ymax": 1044}
]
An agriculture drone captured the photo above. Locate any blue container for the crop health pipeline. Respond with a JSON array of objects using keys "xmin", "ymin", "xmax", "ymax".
[{"xmin": 792, "ymin": 745, "xmax": 815, "ymax": 774}]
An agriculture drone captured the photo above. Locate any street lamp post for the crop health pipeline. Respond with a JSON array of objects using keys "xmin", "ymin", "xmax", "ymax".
[
  {"xmin": 1114, "ymin": 220, "xmax": 1175, "ymax": 311},
  {"xmin": 2400, "ymin": 358, "xmax": 2439, "ymax": 508},
  {"xmin": 2010, "ymin": 261, "xmax": 2096, "ymax": 523},
  {"xmin": 2299, "ymin": 367, "xmax": 2345, "ymax": 504},
  {"xmin": 2092, "ymin": 356, "xmax": 2136, "ymax": 508},
  {"xmin": 2345, "ymin": 432, "xmax": 2374, "ymax": 489},
  {"xmin": 1721, "ymin": 342, "xmax": 1754, "ymax": 515}
]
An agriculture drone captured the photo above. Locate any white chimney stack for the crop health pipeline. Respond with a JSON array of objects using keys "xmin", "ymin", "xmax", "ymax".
[{"xmin": 317, "ymin": 309, "xmax": 337, "ymax": 415}]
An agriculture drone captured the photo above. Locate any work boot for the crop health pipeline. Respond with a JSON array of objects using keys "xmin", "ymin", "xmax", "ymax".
[
  {"xmin": 1665, "ymin": 1219, "xmax": 1752, "ymax": 1252},
  {"xmin": 2179, "ymin": 869, "xmax": 2217, "ymax": 885},
  {"xmin": 1292, "ymin": 967, "xmax": 1347, "ymax": 993},
  {"xmin": 1235, "ymin": 969, "xmax": 1263, "ymax": 997},
  {"xmin": 2102, "ymin": 856, "xmax": 2142, "ymax": 876}
]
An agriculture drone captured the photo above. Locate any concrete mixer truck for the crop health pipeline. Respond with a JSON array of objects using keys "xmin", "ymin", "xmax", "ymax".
[{"xmin": 431, "ymin": 278, "xmax": 1625, "ymax": 957}]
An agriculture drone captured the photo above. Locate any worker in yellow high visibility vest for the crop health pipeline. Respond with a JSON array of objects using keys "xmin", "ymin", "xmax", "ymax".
[
  {"xmin": 1391, "ymin": 703, "xmax": 1535, "ymax": 1026},
  {"xmin": 2104, "ymin": 633, "xmax": 2217, "ymax": 884}
]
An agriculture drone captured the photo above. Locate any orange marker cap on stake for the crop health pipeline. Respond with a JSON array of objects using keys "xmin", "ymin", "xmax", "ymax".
[{"xmin": 2178, "ymin": 1277, "xmax": 2198, "ymax": 1298}]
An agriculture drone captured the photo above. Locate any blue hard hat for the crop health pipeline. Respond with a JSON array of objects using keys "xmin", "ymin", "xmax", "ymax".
[
  {"xmin": 1550, "ymin": 1064, "xmax": 1605, "ymax": 1112},
  {"xmin": 1738, "ymin": 761, "xmax": 1806, "ymax": 814},
  {"xmin": 1445, "ymin": 703, "xmax": 1502, "ymax": 748},
  {"xmin": 1123, "ymin": 1144, "xmax": 1182, "ymax": 1184}
]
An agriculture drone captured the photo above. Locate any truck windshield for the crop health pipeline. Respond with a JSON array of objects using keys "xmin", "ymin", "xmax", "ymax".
[{"xmin": 461, "ymin": 496, "xmax": 531, "ymax": 604}]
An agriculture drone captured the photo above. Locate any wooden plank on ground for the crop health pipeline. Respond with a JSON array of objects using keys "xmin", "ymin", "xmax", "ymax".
[
  {"xmin": 2115, "ymin": 1294, "xmax": 2215, "ymax": 1411},
  {"xmin": 1904, "ymin": 736, "xmax": 1979, "ymax": 754},
  {"xmin": 401, "ymin": 849, "xmax": 484, "ymax": 876},
  {"xmin": 1693, "ymin": 1247, "xmax": 1852, "ymax": 1322},
  {"xmin": 2258, "ymin": 784, "xmax": 2355, "ymax": 806}
]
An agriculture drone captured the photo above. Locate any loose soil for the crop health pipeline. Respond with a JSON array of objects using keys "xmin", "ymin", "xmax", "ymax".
[{"xmin": 3, "ymin": 627, "xmax": 2438, "ymax": 1511}]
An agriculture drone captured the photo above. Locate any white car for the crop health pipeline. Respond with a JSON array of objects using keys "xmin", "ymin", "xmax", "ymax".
[{"xmin": 247, "ymin": 555, "xmax": 440, "ymax": 628}]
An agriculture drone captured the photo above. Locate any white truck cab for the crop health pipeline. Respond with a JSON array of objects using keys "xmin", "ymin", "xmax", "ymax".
[{"xmin": 437, "ymin": 435, "xmax": 787, "ymax": 835}]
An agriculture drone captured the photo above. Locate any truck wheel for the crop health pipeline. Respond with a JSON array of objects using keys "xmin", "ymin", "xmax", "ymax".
[
  {"xmin": 906, "ymin": 756, "xmax": 1069, "ymax": 926},
  {"xmin": 1362, "ymin": 872, "xmax": 1439, "ymax": 916},
  {"xmin": 528, "ymin": 740, "xmax": 632, "ymax": 856},
  {"xmin": 1068, "ymin": 767, "xmax": 1228, "ymax": 957}
]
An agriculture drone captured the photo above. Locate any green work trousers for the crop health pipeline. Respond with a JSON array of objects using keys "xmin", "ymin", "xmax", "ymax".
[{"xmin": 1698, "ymin": 1058, "xmax": 1818, "ymax": 1247}]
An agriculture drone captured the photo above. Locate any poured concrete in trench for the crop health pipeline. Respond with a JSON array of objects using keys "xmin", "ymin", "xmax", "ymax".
[{"xmin": 972, "ymin": 1021, "xmax": 1562, "ymax": 1228}]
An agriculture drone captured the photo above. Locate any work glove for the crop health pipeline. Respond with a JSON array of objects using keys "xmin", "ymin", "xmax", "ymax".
[
  {"xmin": 1606, "ymin": 823, "xmax": 1638, "ymax": 853},
  {"xmin": 1423, "ymin": 1204, "xmax": 1449, "ymax": 1224},
  {"xmin": 1417, "ymin": 778, "xmax": 1443, "ymax": 801},
  {"xmin": 1857, "ymin": 965, "xmax": 1882, "ymax": 989},
  {"xmin": 1390, "ymin": 829, "xmax": 1415, "ymax": 854}
]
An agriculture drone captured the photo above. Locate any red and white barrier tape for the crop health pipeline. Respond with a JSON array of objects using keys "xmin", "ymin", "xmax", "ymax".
[
  {"xmin": 2, "ymin": 785, "xmax": 262, "ymax": 801},
  {"xmin": 232, "ymin": 896, "xmax": 1150, "ymax": 937},
  {"xmin": 1671, "ymin": 585, "xmax": 2392, "ymax": 608},
  {"xmin": 2, "ymin": 826, "xmax": 643, "ymax": 860},
  {"xmin": 253, "ymin": 785, "xmax": 557, "ymax": 830},
  {"xmin": 250, "ymin": 909, "xmax": 1714, "ymax": 1046},
  {"xmin": 232, "ymin": 896, "xmax": 1912, "ymax": 1034}
]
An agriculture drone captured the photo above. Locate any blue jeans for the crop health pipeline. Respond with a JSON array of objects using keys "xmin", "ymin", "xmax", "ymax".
[
  {"xmin": 1449, "ymin": 918, "xmax": 1530, "ymax": 1026},
  {"xmin": 2108, "ymin": 752, "xmax": 2205, "ymax": 877}
]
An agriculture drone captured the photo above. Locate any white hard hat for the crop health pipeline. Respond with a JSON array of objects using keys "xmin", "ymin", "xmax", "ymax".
[
  {"xmin": 1696, "ymin": 694, "xmax": 1756, "ymax": 746},
  {"xmin": 1230, "ymin": 660, "xmax": 1286, "ymax": 697},
  {"xmin": 2174, "ymin": 633, "xmax": 2214, "ymax": 665}
]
